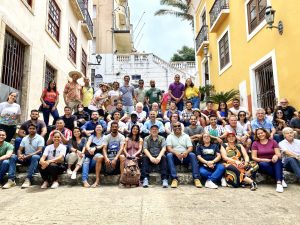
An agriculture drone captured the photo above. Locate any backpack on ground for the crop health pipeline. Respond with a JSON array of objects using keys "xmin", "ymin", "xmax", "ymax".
[{"xmin": 120, "ymin": 157, "xmax": 141, "ymax": 186}]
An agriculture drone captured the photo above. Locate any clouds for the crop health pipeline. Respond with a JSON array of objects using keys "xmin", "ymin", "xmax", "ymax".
[{"xmin": 128, "ymin": 0, "xmax": 194, "ymax": 61}]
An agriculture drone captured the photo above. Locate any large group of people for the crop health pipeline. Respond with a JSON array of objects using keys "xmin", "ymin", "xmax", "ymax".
[{"xmin": 0, "ymin": 71, "xmax": 299, "ymax": 193}]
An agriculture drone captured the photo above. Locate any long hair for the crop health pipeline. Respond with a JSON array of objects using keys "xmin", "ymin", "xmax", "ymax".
[
  {"xmin": 184, "ymin": 79, "xmax": 194, "ymax": 90},
  {"xmin": 128, "ymin": 125, "xmax": 140, "ymax": 142},
  {"xmin": 273, "ymin": 108, "xmax": 287, "ymax": 122},
  {"xmin": 47, "ymin": 80, "xmax": 57, "ymax": 92},
  {"xmin": 6, "ymin": 92, "xmax": 17, "ymax": 103},
  {"xmin": 71, "ymin": 127, "xmax": 82, "ymax": 148},
  {"xmin": 237, "ymin": 110, "xmax": 248, "ymax": 123}
]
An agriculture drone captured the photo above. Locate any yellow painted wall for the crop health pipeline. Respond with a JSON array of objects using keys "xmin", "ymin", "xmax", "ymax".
[{"xmin": 194, "ymin": 0, "xmax": 300, "ymax": 112}]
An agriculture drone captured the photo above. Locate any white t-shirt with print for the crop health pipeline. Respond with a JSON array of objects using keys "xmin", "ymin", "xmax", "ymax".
[
  {"xmin": 43, "ymin": 144, "xmax": 66, "ymax": 160},
  {"xmin": 0, "ymin": 102, "xmax": 21, "ymax": 125}
]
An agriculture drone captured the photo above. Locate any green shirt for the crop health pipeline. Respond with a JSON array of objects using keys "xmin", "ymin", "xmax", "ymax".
[
  {"xmin": 0, "ymin": 141, "xmax": 14, "ymax": 157},
  {"xmin": 146, "ymin": 88, "xmax": 162, "ymax": 104}
]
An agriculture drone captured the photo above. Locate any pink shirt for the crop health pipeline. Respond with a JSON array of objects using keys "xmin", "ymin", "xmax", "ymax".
[{"xmin": 252, "ymin": 139, "xmax": 279, "ymax": 159}]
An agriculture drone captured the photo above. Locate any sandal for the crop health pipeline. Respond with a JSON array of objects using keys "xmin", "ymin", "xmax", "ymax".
[
  {"xmin": 91, "ymin": 182, "xmax": 100, "ymax": 188},
  {"xmin": 83, "ymin": 181, "xmax": 90, "ymax": 188}
]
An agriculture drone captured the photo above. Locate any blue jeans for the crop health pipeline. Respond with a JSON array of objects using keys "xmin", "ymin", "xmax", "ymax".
[
  {"xmin": 258, "ymin": 160, "xmax": 283, "ymax": 182},
  {"xmin": 0, "ymin": 159, "xmax": 10, "ymax": 182},
  {"xmin": 199, "ymin": 163, "xmax": 225, "ymax": 183},
  {"xmin": 176, "ymin": 100, "xmax": 184, "ymax": 111},
  {"xmin": 190, "ymin": 97, "xmax": 200, "ymax": 109},
  {"xmin": 167, "ymin": 152, "xmax": 200, "ymax": 179},
  {"xmin": 14, "ymin": 137, "xmax": 23, "ymax": 154},
  {"xmin": 81, "ymin": 154, "xmax": 102, "ymax": 182},
  {"xmin": 9, "ymin": 154, "xmax": 41, "ymax": 180},
  {"xmin": 42, "ymin": 101, "xmax": 59, "ymax": 126},
  {"xmin": 284, "ymin": 157, "xmax": 300, "ymax": 179}
]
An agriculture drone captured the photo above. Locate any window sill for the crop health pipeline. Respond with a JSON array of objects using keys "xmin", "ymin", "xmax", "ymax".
[
  {"xmin": 247, "ymin": 20, "xmax": 267, "ymax": 42},
  {"xmin": 20, "ymin": 0, "xmax": 35, "ymax": 15},
  {"xmin": 45, "ymin": 28, "xmax": 61, "ymax": 48},
  {"xmin": 68, "ymin": 56, "xmax": 77, "ymax": 69}
]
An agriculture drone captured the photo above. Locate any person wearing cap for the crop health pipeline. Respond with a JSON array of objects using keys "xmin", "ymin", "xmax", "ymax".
[
  {"xmin": 88, "ymin": 83, "xmax": 109, "ymax": 117},
  {"xmin": 82, "ymin": 77, "xmax": 94, "ymax": 113},
  {"xmin": 166, "ymin": 121, "xmax": 201, "ymax": 188},
  {"xmin": 220, "ymin": 131, "xmax": 258, "ymax": 191},
  {"xmin": 63, "ymin": 71, "xmax": 83, "ymax": 112},
  {"xmin": 143, "ymin": 111, "xmax": 165, "ymax": 136},
  {"xmin": 125, "ymin": 112, "xmax": 143, "ymax": 135},
  {"xmin": 5, "ymin": 123, "xmax": 44, "ymax": 189},
  {"xmin": 141, "ymin": 124, "xmax": 168, "ymax": 188}
]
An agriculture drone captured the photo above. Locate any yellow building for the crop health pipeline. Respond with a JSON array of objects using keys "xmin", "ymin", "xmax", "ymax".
[
  {"xmin": 0, "ymin": 0, "xmax": 93, "ymax": 120},
  {"xmin": 190, "ymin": 0, "xmax": 300, "ymax": 114}
]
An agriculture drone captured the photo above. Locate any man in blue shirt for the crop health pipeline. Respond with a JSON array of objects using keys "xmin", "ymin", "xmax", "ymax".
[
  {"xmin": 81, "ymin": 111, "xmax": 107, "ymax": 136},
  {"xmin": 6, "ymin": 123, "xmax": 44, "ymax": 189},
  {"xmin": 251, "ymin": 108, "xmax": 275, "ymax": 139},
  {"xmin": 143, "ymin": 111, "xmax": 165, "ymax": 136}
]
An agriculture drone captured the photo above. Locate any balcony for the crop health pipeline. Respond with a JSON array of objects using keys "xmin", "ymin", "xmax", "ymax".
[
  {"xmin": 78, "ymin": 1, "xmax": 93, "ymax": 40},
  {"xmin": 116, "ymin": 0, "xmax": 127, "ymax": 7},
  {"xmin": 209, "ymin": 0, "xmax": 230, "ymax": 32},
  {"xmin": 70, "ymin": 0, "xmax": 85, "ymax": 20},
  {"xmin": 195, "ymin": 25, "xmax": 209, "ymax": 55}
]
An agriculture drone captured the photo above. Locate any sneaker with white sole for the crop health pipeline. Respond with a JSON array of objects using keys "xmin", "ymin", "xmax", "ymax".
[
  {"xmin": 276, "ymin": 184, "xmax": 284, "ymax": 193},
  {"xmin": 205, "ymin": 180, "xmax": 218, "ymax": 189},
  {"xmin": 142, "ymin": 178, "xmax": 149, "ymax": 188},
  {"xmin": 41, "ymin": 181, "xmax": 49, "ymax": 189},
  {"xmin": 71, "ymin": 171, "xmax": 77, "ymax": 180},
  {"xmin": 282, "ymin": 180, "xmax": 288, "ymax": 188},
  {"xmin": 162, "ymin": 179, "xmax": 168, "ymax": 188},
  {"xmin": 3, "ymin": 179, "xmax": 16, "ymax": 189},
  {"xmin": 67, "ymin": 169, "xmax": 73, "ymax": 175},
  {"xmin": 21, "ymin": 178, "xmax": 31, "ymax": 189},
  {"xmin": 221, "ymin": 177, "xmax": 227, "ymax": 187},
  {"xmin": 51, "ymin": 181, "xmax": 59, "ymax": 189}
]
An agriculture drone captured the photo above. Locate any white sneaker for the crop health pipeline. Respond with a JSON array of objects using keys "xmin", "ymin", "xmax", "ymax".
[
  {"xmin": 205, "ymin": 180, "xmax": 218, "ymax": 189},
  {"xmin": 21, "ymin": 178, "xmax": 31, "ymax": 189},
  {"xmin": 221, "ymin": 177, "xmax": 227, "ymax": 187},
  {"xmin": 51, "ymin": 182, "xmax": 59, "ymax": 189},
  {"xmin": 71, "ymin": 171, "xmax": 77, "ymax": 180},
  {"xmin": 282, "ymin": 180, "xmax": 288, "ymax": 188},
  {"xmin": 2, "ymin": 179, "xmax": 16, "ymax": 189},
  {"xmin": 67, "ymin": 169, "xmax": 73, "ymax": 175},
  {"xmin": 41, "ymin": 181, "xmax": 49, "ymax": 189},
  {"xmin": 276, "ymin": 184, "xmax": 284, "ymax": 193}
]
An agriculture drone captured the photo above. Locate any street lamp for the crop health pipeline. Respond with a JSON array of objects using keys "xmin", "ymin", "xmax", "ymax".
[
  {"xmin": 265, "ymin": 6, "xmax": 283, "ymax": 35},
  {"xmin": 203, "ymin": 46, "xmax": 212, "ymax": 60},
  {"xmin": 88, "ymin": 54, "xmax": 102, "ymax": 65}
]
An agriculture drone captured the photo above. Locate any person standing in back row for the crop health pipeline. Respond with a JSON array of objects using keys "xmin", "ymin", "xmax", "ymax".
[
  {"xmin": 168, "ymin": 75, "xmax": 185, "ymax": 111},
  {"xmin": 120, "ymin": 75, "xmax": 135, "ymax": 114}
]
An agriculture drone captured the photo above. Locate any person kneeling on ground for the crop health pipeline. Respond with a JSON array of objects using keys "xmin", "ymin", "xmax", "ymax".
[
  {"xmin": 220, "ymin": 132, "xmax": 258, "ymax": 191},
  {"xmin": 141, "ymin": 124, "xmax": 168, "ymax": 188},
  {"xmin": 5, "ymin": 124, "xmax": 44, "ymax": 189},
  {"xmin": 39, "ymin": 131, "xmax": 66, "ymax": 189},
  {"xmin": 166, "ymin": 122, "xmax": 201, "ymax": 188},
  {"xmin": 196, "ymin": 133, "xmax": 225, "ymax": 189}
]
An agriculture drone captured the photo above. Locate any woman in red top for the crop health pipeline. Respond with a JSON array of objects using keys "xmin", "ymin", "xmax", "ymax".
[
  {"xmin": 40, "ymin": 80, "xmax": 59, "ymax": 126},
  {"xmin": 251, "ymin": 128, "xmax": 286, "ymax": 193}
]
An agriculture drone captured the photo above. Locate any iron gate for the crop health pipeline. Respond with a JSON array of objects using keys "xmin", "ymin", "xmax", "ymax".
[{"xmin": 255, "ymin": 60, "xmax": 276, "ymax": 109}]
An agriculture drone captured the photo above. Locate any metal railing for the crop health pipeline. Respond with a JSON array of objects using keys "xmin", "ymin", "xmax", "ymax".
[
  {"xmin": 78, "ymin": 0, "xmax": 93, "ymax": 35},
  {"xmin": 209, "ymin": 0, "xmax": 229, "ymax": 27},
  {"xmin": 195, "ymin": 25, "xmax": 208, "ymax": 51}
]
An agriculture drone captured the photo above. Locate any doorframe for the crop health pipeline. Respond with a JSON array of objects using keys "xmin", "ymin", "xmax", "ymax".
[
  {"xmin": 249, "ymin": 49, "xmax": 280, "ymax": 116},
  {"xmin": 201, "ymin": 57, "xmax": 210, "ymax": 86}
]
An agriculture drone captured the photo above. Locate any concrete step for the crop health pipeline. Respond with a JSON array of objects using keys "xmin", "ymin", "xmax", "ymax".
[{"xmin": 9, "ymin": 170, "xmax": 299, "ymax": 187}]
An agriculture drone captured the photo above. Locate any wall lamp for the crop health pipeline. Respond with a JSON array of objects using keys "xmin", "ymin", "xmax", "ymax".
[
  {"xmin": 265, "ymin": 6, "xmax": 283, "ymax": 35},
  {"xmin": 88, "ymin": 54, "xmax": 102, "ymax": 65},
  {"xmin": 203, "ymin": 46, "xmax": 212, "ymax": 60}
]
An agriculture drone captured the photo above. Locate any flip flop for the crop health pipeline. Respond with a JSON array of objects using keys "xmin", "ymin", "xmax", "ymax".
[{"xmin": 91, "ymin": 183, "xmax": 100, "ymax": 188}]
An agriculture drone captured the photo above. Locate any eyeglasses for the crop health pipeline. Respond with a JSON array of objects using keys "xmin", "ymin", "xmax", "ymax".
[
  {"xmin": 52, "ymin": 149, "xmax": 57, "ymax": 157},
  {"xmin": 173, "ymin": 125, "xmax": 181, "ymax": 128}
]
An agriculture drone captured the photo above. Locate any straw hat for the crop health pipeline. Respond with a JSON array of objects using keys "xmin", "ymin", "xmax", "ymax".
[{"xmin": 68, "ymin": 70, "xmax": 83, "ymax": 79}]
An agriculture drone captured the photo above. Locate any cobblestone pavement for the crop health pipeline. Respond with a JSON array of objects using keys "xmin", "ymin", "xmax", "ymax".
[{"xmin": 0, "ymin": 184, "xmax": 299, "ymax": 225}]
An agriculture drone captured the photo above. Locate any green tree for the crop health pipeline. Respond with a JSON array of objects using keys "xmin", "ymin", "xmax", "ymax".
[
  {"xmin": 171, "ymin": 46, "xmax": 195, "ymax": 61},
  {"xmin": 154, "ymin": 0, "xmax": 193, "ymax": 27}
]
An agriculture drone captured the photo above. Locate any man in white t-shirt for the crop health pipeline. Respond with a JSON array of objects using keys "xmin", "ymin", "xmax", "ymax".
[
  {"xmin": 279, "ymin": 127, "xmax": 300, "ymax": 179},
  {"xmin": 229, "ymin": 98, "xmax": 251, "ymax": 118}
]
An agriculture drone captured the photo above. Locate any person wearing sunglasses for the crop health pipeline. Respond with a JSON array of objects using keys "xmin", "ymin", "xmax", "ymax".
[
  {"xmin": 39, "ymin": 131, "xmax": 66, "ymax": 189},
  {"xmin": 166, "ymin": 122, "xmax": 201, "ymax": 188},
  {"xmin": 277, "ymin": 98, "xmax": 298, "ymax": 123}
]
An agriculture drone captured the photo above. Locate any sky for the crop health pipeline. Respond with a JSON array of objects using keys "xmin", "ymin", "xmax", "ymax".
[{"xmin": 128, "ymin": 0, "xmax": 194, "ymax": 62}]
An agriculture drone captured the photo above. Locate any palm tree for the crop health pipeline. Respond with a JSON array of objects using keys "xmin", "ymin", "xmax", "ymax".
[
  {"xmin": 208, "ymin": 89, "xmax": 240, "ymax": 104},
  {"xmin": 154, "ymin": 0, "xmax": 194, "ymax": 27}
]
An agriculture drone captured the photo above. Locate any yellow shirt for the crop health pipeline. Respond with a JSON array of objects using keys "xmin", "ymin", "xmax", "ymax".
[
  {"xmin": 185, "ymin": 86, "xmax": 199, "ymax": 99},
  {"xmin": 82, "ymin": 86, "xmax": 94, "ymax": 107}
]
